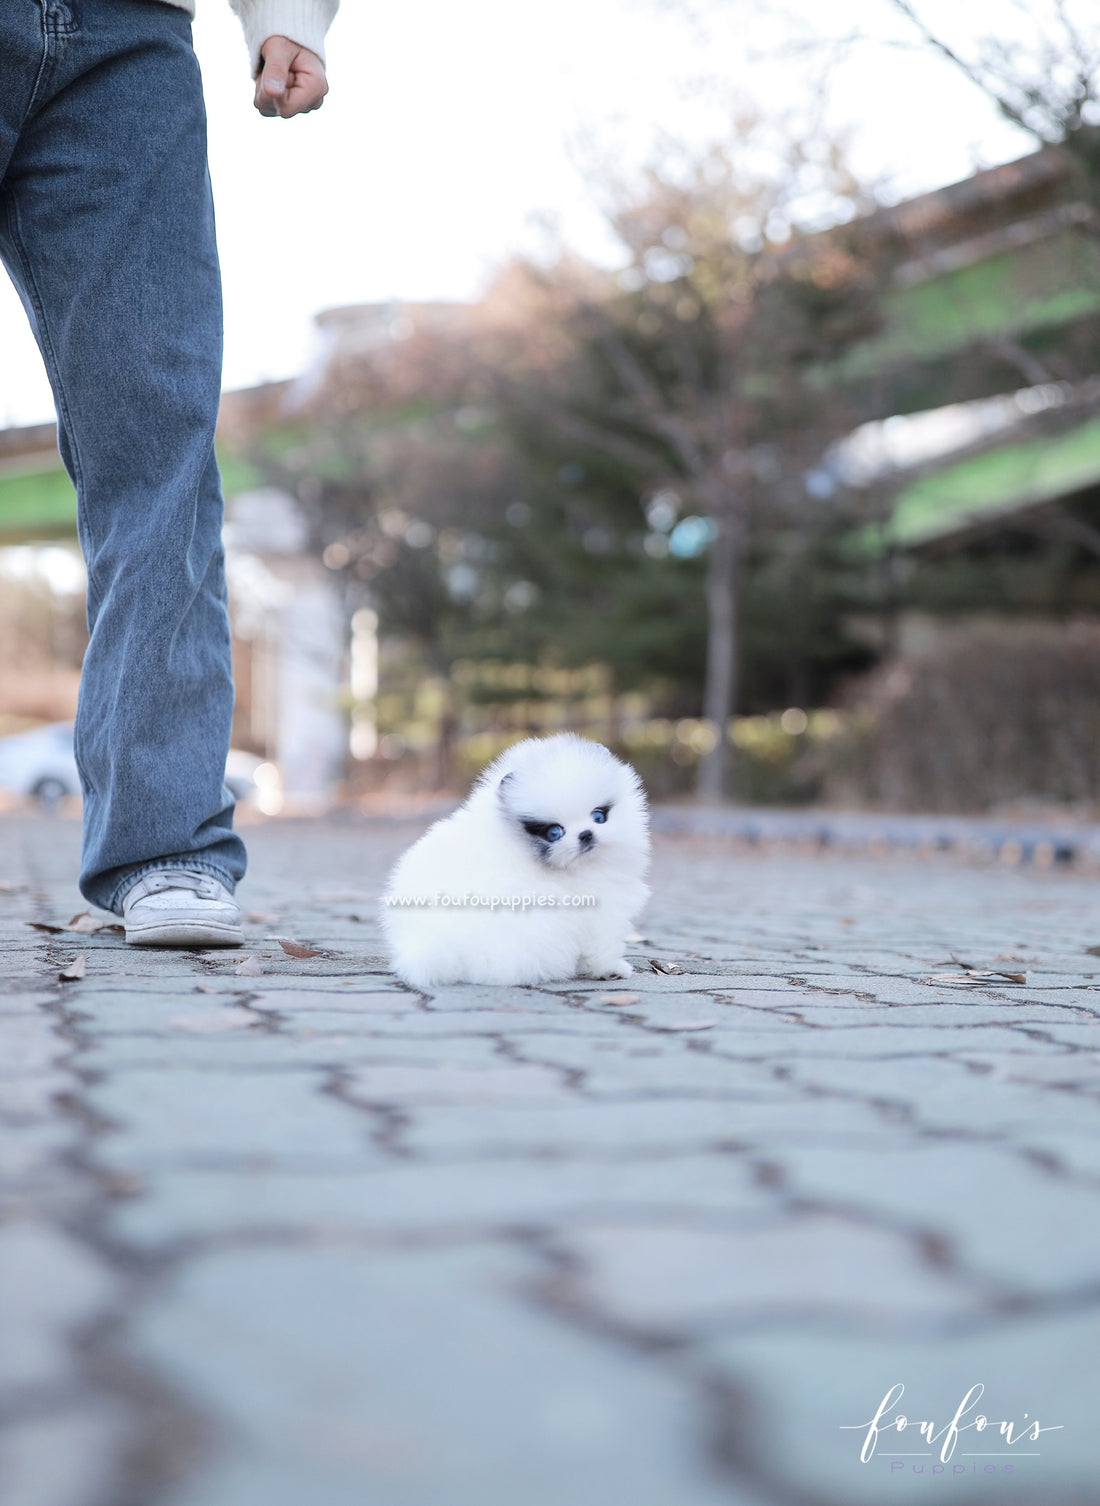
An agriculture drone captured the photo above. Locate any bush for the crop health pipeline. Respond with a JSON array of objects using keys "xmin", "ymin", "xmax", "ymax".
[
  {"xmin": 451, "ymin": 715, "xmax": 837, "ymax": 804},
  {"xmin": 827, "ymin": 620, "xmax": 1100, "ymax": 813}
]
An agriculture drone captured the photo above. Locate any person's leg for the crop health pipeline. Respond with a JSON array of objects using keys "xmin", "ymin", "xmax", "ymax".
[{"xmin": 0, "ymin": 0, "xmax": 246, "ymax": 915}]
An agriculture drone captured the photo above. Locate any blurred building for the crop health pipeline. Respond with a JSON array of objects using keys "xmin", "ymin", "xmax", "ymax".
[
  {"xmin": 287, "ymin": 300, "xmax": 472, "ymax": 411},
  {"xmin": 830, "ymin": 134, "xmax": 1100, "ymax": 549},
  {"xmin": 0, "ymin": 399, "xmax": 349, "ymax": 806},
  {"xmin": 223, "ymin": 487, "xmax": 348, "ymax": 809}
]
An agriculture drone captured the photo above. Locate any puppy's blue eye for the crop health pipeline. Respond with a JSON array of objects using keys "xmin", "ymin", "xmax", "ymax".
[
  {"xmin": 522, "ymin": 819, "xmax": 567, "ymax": 843},
  {"xmin": 591, "ymin": 808, "xmax": 608, "ymax": 824}
]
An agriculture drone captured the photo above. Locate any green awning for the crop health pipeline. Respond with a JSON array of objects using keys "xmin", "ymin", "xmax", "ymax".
[
  {"xmin": 0, "ymin": 449, "xmax": 263, "ymax": 540},
  {"xmin": 844, "ymin": 228, "xmax": 1100, "ymax": 380},
  {"xmin": 888, "ymin": 416, "xmax": 1100, "ymax": 546},
  {"xmin": 0, "ymin": 460, "xmax": 77, "ymax": 538}
]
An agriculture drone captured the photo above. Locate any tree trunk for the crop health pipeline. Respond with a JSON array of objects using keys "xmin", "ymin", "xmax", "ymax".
[
  {"xmin": 697, "ymin": 505, "xmax": 742, "ymax": 802},
  {"xmin": 430, "ymin": 660, "xmax": 458, "ymax": 792},
  {"xmin": 432, "ymin": 705, "xmax": 457, "ymax": 792}
]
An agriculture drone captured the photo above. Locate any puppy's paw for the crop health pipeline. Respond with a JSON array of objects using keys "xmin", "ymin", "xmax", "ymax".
[{"xmin": 580, "ymin": 958, "xmax": 633, "ymax": 980}]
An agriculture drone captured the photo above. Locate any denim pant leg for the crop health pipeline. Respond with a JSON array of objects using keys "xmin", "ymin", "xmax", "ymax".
[{"xmin": 0, "ymin": 0, "xmax": 247, "ymax": 913}]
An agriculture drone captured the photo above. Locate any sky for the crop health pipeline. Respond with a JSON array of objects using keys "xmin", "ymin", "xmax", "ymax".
[{"xmin": 0, "ymin": 0, "xmax": 1044, "ymax": 428}]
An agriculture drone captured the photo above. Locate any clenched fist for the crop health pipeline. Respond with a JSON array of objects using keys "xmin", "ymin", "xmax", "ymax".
[{"xmin": 254, "ymin": 36, "xmax": 328, "ymax": 118}]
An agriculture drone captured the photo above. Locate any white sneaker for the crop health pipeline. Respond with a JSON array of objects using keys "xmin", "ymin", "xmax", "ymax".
[{"xmin": 122, "ymin": 870, "xmax": 244, "ymax": 948}]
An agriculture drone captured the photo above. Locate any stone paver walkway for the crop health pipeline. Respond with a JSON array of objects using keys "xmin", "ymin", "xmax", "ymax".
[{"xmin": 2, "ymin": 812, "xmax": 1099, "ymax": 1506}]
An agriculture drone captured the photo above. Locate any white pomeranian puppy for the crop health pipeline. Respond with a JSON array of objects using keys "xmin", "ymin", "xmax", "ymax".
[{"xmin": 381, "ymin": 733, "xmax": 650, "ymax": 988}]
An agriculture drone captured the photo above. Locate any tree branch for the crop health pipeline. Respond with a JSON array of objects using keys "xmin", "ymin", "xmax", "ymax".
[{"xmin": 882, "ymin": 0, "xmax": 1048, "ymax": 138}]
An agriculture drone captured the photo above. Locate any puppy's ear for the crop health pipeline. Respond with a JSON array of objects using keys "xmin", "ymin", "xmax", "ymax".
[{"xmin": 497, "ymin": 772, "xmax": 515, "ymax": 802}]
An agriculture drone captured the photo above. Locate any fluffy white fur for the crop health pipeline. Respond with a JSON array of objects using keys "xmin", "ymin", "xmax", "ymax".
[{"xmin": 381, "ymin": 733, "xmax": 650, "ymax": 988}]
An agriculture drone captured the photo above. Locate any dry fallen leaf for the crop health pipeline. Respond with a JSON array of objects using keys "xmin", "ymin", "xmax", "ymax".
[
  {"xmin": 59, "ymin": 955, "xmax": 87, "ymax": 982},
  {"xmin": 103, "ymin": 1170, "xmax": 143, "ymax": 1197},
  {"xmin": 656, "ymin": 1019, "xmax": 717, "ymax": 1032},
  {"xmin": 106, "ymin": 1172, "xmax": 143, "ymax": 1197},
  {"xmin": 245, "ymin": 911, "xmax": 279, "ymax": 924},
  {"xmin": 72, "ymin": 915, "xmax": 123, "ymax": 935},
  {"xmin": 170, "ymin": 1008, "xmax": 256, "ymax": 1033},
  {"xmin": 273, "ymin": 937, "xmax": 323, "ymax": 959},
  {"xmin": 648, "ymin": 958, "xmax": 684, "ymax": 975},
  {"xmin": 928, "ymin": 969, "xmax": 1027, "ymax": 987},
  {"xmin": 597, "ymin": 991, "xmax": 640, "ymax": 1005},
  {"xmin": 28, "ymin": 915, "xmax": 121, "ymax": 936},
  {"xmin": 1086, "ymin": 946, "xmax": 1100, "ymax": 958},
  {"xmin": 234, "ymin": 956, "xmax": 263, "ymax": 977}
]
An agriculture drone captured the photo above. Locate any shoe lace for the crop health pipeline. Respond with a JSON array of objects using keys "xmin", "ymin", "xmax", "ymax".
[{"xmin": 129, "ymin": 871, "xmax": 224, "ymax": 903}]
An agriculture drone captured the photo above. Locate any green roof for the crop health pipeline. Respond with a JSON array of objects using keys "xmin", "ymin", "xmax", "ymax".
[
  {"xmin": 835, "ymin": 227, "xmax": 1100, "ymax": 383},
  {"xmin": 0, "ymin": 460, "xmax": 77, "ymax": 538},
  {"xmin": 217, "ymin": 451, "xmax": 264, "ymax": 499},
  {"xmin": 888, "ymin": 416, "xmax": 1100, "ymax": 546},
  {"xmin": 0, "ymin": 449, "xmax": 263, "ymax": 540}
]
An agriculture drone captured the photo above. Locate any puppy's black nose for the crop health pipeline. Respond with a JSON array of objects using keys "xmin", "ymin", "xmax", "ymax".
[{"xmin": 578, "ymin": 829, "xmax": 594, "ymax": 848}]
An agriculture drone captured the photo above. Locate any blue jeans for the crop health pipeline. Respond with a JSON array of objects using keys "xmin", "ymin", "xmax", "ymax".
[{"xmin": 0, "ymin": 0, "xmax": 247, "ymax": 912}]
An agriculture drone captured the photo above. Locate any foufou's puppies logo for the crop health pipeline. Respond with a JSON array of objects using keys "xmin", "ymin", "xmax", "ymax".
[{"xmin": 841, "ymin": 1384, "xmax": 1063, "ymax": 1464}]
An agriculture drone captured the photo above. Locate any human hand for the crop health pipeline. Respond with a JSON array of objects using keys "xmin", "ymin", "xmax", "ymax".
[{"xmin": 254, "ymin": 36, "xmax": 328, "ymax": 118}]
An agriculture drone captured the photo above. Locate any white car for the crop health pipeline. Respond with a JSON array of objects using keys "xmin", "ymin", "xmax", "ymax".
[
  {"xmin": 0, "ymin": 722, "xmax": 79, "ymax": 803},
  {"xmin": 0, "ymin": 722, "xmax": 272, "ymax": 807}
]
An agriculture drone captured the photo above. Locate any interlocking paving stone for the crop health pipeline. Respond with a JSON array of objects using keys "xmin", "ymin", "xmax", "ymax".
[
  {"xmin": 137, "ymin": 1244, "xmax": 742, "ymax": 1506},
  {"xmin": 87, "ymin": 1068, "xmax": 383, "ymax": 1170},
  {"xmin": 109, "ymin": 1153, "xmax": 779, "ymax": 1247},
  {"xmin": 557, "ymin": 1216, "xmax": 986, "ymax": 1332},
  {"xmin": 769, "ymin": 1142, "xmax": 1100, "ymax": 1291},
  {"xmin": 0, "ymin": 1221, "xmax": 117, "ymax": 1395},
  {"xmin": 2, "ymin": 811, "xmax": 1099, "ymax": 1505},
  {"xmin": 0, "ymin": 1401, "xmax": 130, "ymax": 1506},
  {"xmin": 396, "ymin": 1094, "xmax": 896, "ymax": 1159}
]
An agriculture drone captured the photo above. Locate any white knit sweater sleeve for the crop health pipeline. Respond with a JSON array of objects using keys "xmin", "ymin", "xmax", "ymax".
[{"xmin": 228, "ymin": 0, "xmax": 339, "ymax": 74}]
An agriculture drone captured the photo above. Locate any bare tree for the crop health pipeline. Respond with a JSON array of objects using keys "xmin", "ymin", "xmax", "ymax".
[
  {"xmin": 883, "ymin": 0, "xmax": 1100, "ymax": 147},
  {"xmin": 502, "ymin": 133, "xmax": 883, "ymax": 797}
]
